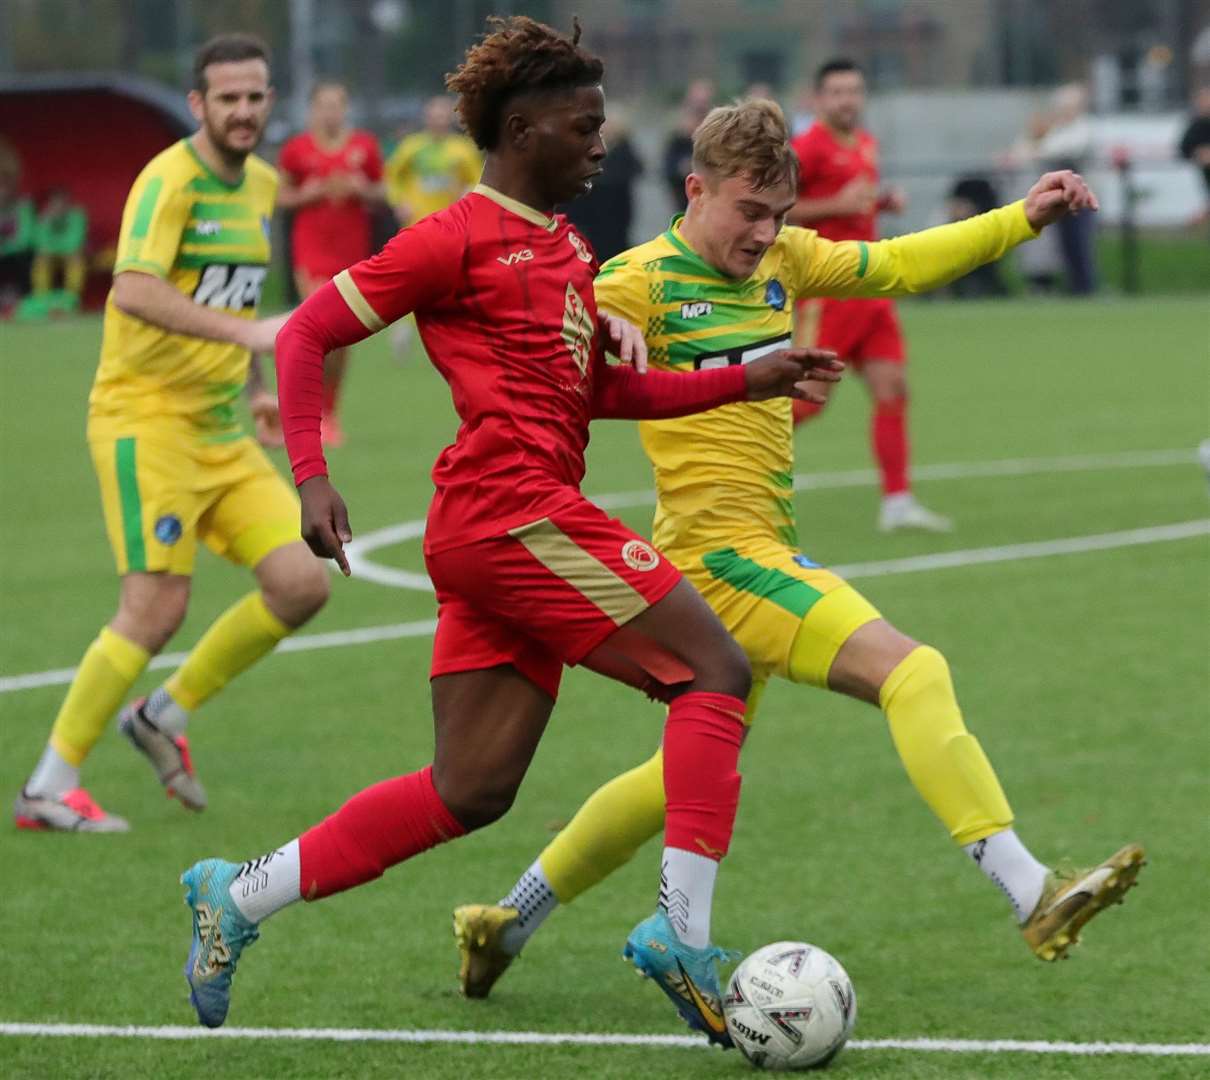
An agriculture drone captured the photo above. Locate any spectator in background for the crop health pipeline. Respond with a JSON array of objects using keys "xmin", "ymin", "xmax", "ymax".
[
  {"xmin": 385, "ymin": 94, "xmax": 481, "ymax": 227},
  {"xmin": 1036, "ymin": 83, "xmax": 1096, "ymax": 294},
  {"xmin": 24, "ymin": 186, "xmax": 89, "ymax": 316},
  {"xmin": 1178, "ymin": 85, "xmax": 1210, "ymax": 222},
  {"xmin": 384, "ymin": 94, "xmax": 481, "ymax": 358},
  {"xmin": 278, "ymin": 80, "xmax": 384, "ymax": 446},
  {"xmin": 1000, "ymin": 110, "xmax": 1064, "ymax": 292},
  {"xmin": 0, "ymin": 142, "xmax": 35, "ymax": 315},
  {"xmin": 565, "ymin": 107, "xmax": 643, "ymax": 262},
  {"xmin": 662, "ymin": 79, "xmax": 714, "ymax": 212},
  {"xmin": 742, "ymin": 82, "xmax": 777, "ymax": 104},
  {"xmin": 944, "ymin": 176, "xmax": 1008, "ymax": 298}
]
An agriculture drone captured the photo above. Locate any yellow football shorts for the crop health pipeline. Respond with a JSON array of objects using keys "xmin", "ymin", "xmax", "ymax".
[
  {"xmin": 89, "ymin": 429, "xmax": 300, "ymax": 576},
  {"xmin": 680, "ymin": 538, "xmax": 882, "ymax": 721}
]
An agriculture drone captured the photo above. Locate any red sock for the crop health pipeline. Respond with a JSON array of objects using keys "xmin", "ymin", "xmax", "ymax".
[
  {"xmin": 792, "ymin": 399, "xmax": 823, "ymax": 427},
  {"xmin": 872, "ymin": 397, "xmax": 910, "ymax": 495},
  {"xmin": 663, "ymin": 691, "xmax": 746, "ymax": 859},
  {"xmin": 298, "ymin": 766, "xmax": 465, "ymax": 900}
]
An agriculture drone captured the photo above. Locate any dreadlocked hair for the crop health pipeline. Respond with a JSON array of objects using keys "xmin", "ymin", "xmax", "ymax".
[
  {"xmin": 692, "ymin": 98, "xmax": 799, "ymax": 192},
  {"xmin": 445, "ymin": 15, "xmax": 604, "ymax": 150}
]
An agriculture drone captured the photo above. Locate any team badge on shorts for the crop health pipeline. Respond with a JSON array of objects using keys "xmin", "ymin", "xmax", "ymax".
[
  {"xmin": 621, "ymin": 539, "xmax": 659, "ymax": 572},
  {"xmin": 793, "ymin": 553, "xmax": 821, "ymax": 569},
  {"xmin": 155, "ymin": 514, "xmax": 183, "ymax": 545},
  {"xmin": 764, "ymin": 278, "xmax": 786, "ymax": 311}
]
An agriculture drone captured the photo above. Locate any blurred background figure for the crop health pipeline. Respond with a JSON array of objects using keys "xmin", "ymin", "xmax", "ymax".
[
  {"xmin": 789, "ymin": 83, "xmax": 815, "ymax": 136},
  {"xmin": 277, "ymin": 80, "xmax": 384, "ymax": 446},
  {"xmin": 662, "ymin": 78, "xmax": 715, "ymax": 212},
  {"xmin": 21, "ymin": 186, "xmax": 89, "ymax": 319},
  {"xmin": 385, "ymin": 94, "xmax": 481, "ymax": 228},
  {"xmin": 0, "ymin": 139, "xmax": 35, "ymax": 316},
  {"xmin": 1036, "ymin": 83, "xmax": 1097, "ymax": 294},
  {"xmin": 944, "ymin": 175, "xmax": 1008, "ymax": 298},
  {"xmin": 790, "ymin": 58, "xmax": 949, "ymax": 534},
  {"xmin": 383, "ymin": 93, "xmax": 480, "ymax": 357},
  {"xmin": 1000, "ymin": 111, "xmax": 1065, "ymax": 292},
  {"xmin": 742, "ymin": 82, "xmax": 777, "ymax": 104},
  {"xmin": 1178, "ymin": 85, "xmax": 1210, "ymax": 224},
  {"xmin": 565, "ymin": 106, "xmax": 644, "ymax": 262}
]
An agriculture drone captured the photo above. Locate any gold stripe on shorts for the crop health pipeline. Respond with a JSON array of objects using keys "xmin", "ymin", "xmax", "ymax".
[
  {"xmin": 334, "ymin": 269, "xmax": 386, "ymax": 332},
  {"xmin": 508, "ymin": 517, "xmax": 649, "ymax": 626}
]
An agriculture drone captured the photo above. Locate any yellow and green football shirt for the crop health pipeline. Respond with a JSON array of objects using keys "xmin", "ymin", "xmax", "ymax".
[
  {"xmin": 384, "ymin": 132, "xmax": 481, "ymax": 222},
  {"xmin": 594, "ymin": 204, "xmax": 1037, "ymax": 557},
  {"xmin": 89, "ymin": 138, "xmax": 277, "ymax": 440}
]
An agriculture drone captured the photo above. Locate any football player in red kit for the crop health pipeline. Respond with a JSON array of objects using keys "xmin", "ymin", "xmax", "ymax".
[
  {"xmin": 278, "ymin": 81, "xmax": 384, "ymax": 446},
  {"xmin": 177, "ymin": 17, "xmax": 843, "ymax": 1042},
  {"xmin": 791, "ymin": 58, "xmax": 951, "ymax": 532}
]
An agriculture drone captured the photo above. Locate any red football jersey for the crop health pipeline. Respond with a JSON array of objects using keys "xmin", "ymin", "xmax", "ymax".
[
  {"xmin": 791, "ymin": 122, "xmax": 880, "ymax": 243},
  {"xmin": 278, "ymin": 130, "xmax": 383, "ymax": 277},
  {"xmin": 276, "ymin": 184, "xmax": 748, "ymax": 557},
  {"xmin": 341, "ymin": 185, "xmax": 607, "ymax": 553}
]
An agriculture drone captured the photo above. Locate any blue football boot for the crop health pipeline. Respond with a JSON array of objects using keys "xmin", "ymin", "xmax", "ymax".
[
  {"xmin": 181, "ymin": 858, "xmax": 260, "ymax": 1028},
  {"xmin": 623, "ymin": 910, "xmax": 737, "ymax": 1047}
]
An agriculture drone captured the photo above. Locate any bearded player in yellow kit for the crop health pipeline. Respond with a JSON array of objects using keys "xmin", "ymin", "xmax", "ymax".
[
  {"xmin": 453, "ymin": 101, "xmax": 1143, "ymax": 1014},
  {"xmin": 14, "ymin": 34, "xmax": 329, "ymax": 832}
]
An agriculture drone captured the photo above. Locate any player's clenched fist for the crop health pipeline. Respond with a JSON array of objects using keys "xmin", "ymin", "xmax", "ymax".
[
  {"xmin": 744, "ymin": 347, "xmax": 844, "ymax": 403},
  {"xmin": 299, "ymin": 475, "xmax": 352, "ymax": 576},
  {"xmin": 1023, "ymin": 170, "xmax": 1099, "ymax": 230}
]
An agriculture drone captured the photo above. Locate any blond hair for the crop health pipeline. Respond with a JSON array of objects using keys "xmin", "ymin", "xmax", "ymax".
[{"xmin": 691, "ymin": 98, "xmax": 798, "ymax": 191}]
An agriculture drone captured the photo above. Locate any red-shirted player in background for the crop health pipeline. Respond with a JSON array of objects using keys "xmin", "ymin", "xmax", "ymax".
[
  {"xmin": 790, "ymin": 58, "xmax": 952, "ymax": 532},
  {"xmin": 278, "ymin": 81, "xmax": 384, "ymax": 447},
  {"xmin": 177, "ymin": 17, "xmax": 843, "ymax": 1039}
]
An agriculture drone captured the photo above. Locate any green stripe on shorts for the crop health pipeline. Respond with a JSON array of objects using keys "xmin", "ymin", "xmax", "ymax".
[
  {"xmin": 115, "ymin": 437, "xmax": 146, "ymax": 572},
  {"xmin": 701, "ymin": 547, "xmax": 822, "ymax": 618}
]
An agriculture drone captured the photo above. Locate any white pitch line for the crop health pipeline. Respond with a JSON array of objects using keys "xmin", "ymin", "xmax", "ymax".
[
  {"xmin": 345, "ymin": 447, "xmax": 1201, "ymax": 590},
  {"xmin": 832, "ymin": 519, "xmax": 1210, "ymax": 580},
  {"xmin": 0, "ymin": 1023, "xmax": 1207, "ymax": 1056},
  {"xmin": 2, "ymin": 520, "xmax": 1206, "ymax": 695}
]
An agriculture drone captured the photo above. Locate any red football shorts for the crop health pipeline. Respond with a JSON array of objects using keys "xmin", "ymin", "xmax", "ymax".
[
  {"xmin": 795, "ymin": 296, "xmax": 906, "ymax": 365},
  {"xmin": 425, "ymin": 497, "xmax": 683, "ymax": 700}
]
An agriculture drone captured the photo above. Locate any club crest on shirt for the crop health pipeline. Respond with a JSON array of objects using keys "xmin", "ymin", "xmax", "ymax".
[
  {"xmin": 621, "ymin": 539, "xmax": 659, "ymax": 572},
  {"xmin": 568, "ymin": 230, "xmax": 593, "ymax": 263},
  {"xmin": 764, "ymin": 278, "xmax": 786, "ymax": 311},
  {"xmin": 155, "ymin": 514, "xmax": 183, "ymax": 545},
  {"xmin": 261, "ymin": 215, "xmax": 272, "ymax": 239}
]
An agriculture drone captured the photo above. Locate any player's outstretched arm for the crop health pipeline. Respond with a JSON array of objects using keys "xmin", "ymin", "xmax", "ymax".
[
  {"xmin": 744, "ymin": 348, "xmax": 844, "ymax": 402},
  {"xmin": 590, "ymin": 345, "xmax": 842, "ymax": 419},
  {"xmin": 112, "ymin": 271, "xmax": 287, "ymax": 353},
  {"xmin": 797, "ymin": 169, "xmax": 1097, "ymax": 300}
]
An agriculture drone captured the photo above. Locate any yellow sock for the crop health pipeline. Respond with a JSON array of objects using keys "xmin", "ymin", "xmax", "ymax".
[
  {"xmin": 879, "ymin": 645, "xmax": 1013, "ymax": 845},
  {"xmin": 164, "ymin": 592, "xmax": 290, "ymax": 712},
  {"xmin": 49, "ymin": 627, "xmax": 150, "ymax": 765},
  {"xmin": 539, "ymin": 749, "xmax": 666, "ymax": 903}
]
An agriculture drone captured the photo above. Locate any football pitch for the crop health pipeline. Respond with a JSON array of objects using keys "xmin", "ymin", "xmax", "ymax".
[{"xmin": 1, "ymin": 295, "xmax": 1207, "ymax": 1079}]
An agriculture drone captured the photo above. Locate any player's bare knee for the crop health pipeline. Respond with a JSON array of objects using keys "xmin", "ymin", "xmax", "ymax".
[
  {"xmin": 115, "ymin": 579, "xmax": 189, "ymax": 651},
  {"xmin": 260, "ymin": 555, "xmax": 330, "ymax": 627},
  {"xmin": 433, "ymin": 770, "xmax": 518, "ymax": 832},
  {"xmin": 689, "ymin": 634, "xmax": 751, "ymax": 701},
  {"xmin": 288, "ymin": 559, "xmax": 330, "ymax": 621}
]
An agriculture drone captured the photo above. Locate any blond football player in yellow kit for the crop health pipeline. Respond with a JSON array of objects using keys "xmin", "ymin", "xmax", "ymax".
[
  {"xmin": 14, "ymin": 35, "xmax": 329, "ymax": 832},
  {"xmin": 454, "ymin": 101, "xmax": 1143, "ymax": 999}
]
